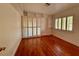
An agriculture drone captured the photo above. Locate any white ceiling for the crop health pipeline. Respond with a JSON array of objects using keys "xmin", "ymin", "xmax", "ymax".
[{"xmin": 11, "ymin": 3, "xmax": 79, "ymax": 15}]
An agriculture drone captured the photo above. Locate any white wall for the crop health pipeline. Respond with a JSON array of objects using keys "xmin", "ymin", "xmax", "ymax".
[
  {"xmin": 0, "ymin": 4, "xmax": 21, "ymax": 55},
  {"xmin": 52, "ymin": 6, "xmax": 79, "ymax": 47}
]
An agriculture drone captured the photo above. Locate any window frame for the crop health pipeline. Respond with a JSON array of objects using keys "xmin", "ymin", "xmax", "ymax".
[
  {"xmin": 55, "ymin": 18, "xmax": 59, "ymax": 29},
  {"xmin": 61, "ymin": 17, "xmax": 66, "ymax": 30},
  {"xmin": 66, "ymin": 16, "xmax": 73, "ymax": 31},
  {"xmin": 55, "ymin": 16, "xmax": 73, "ymax": 31}
]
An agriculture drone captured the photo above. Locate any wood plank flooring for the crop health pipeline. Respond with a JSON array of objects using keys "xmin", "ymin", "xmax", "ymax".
[{"xmin": 15, "ymin": 35, "xmax": 79, "ymax": 56}]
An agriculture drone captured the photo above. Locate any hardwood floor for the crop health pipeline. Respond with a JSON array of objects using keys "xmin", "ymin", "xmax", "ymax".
[{"xmin": 15, "ymin": 35, "xmax": 79, "ymax": 56}]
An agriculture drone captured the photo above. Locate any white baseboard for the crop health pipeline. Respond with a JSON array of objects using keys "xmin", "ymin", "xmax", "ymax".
[{"xmin": 12, "ymin": 38, "xmax": 22, "ymax": 56}]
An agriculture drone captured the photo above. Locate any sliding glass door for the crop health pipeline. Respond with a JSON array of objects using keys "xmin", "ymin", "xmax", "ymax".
[{"xmin": 22, "ymin": 16, "xmax": 41, "ymax": 38}]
